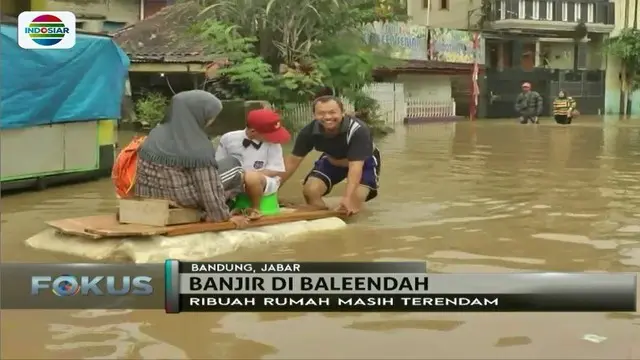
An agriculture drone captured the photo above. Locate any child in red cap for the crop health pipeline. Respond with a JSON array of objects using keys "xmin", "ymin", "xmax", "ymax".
[{"xmin": 215, "ymin": 108, "xmax": 291, "ymax": 217}]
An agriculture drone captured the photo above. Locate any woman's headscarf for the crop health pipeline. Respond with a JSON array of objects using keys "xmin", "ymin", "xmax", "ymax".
[{"xmin": 138, "ymin": 90, "xmax": 222, "ymax": 168}]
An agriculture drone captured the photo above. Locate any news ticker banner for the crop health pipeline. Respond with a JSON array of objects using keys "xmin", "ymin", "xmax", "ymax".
[{"xmin": 0, "ymin": 262, "xmax": 637, "ymax": 312}]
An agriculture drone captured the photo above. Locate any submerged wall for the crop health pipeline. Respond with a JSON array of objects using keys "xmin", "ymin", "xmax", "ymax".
[{"xmin": 603, "ymin": 0, "xmax": 640, "ymax": 116}]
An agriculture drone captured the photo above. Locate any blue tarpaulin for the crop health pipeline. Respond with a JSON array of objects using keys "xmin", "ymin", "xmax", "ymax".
[{"xmin": 1, "ymin": 25, "xmax": 130, "ymax": 129}]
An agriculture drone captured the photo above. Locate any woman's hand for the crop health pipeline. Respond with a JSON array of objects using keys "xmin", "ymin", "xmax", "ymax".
[{"xmin": 229, "ymin": 215, "xmax": 250, "ymax": 229}]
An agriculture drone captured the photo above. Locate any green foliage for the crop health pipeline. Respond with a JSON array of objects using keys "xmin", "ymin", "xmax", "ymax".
[
  {"xmin": 346, "ymin": 90, "xmax": 394, "ymax": 136},
  {"xmin": 196, "ymin": 0, "xmax": 405, "ymax": 87},
  {"xmin": 605, "ymin": 28, "xmax": 640, "ymax": 92},
  {"xmin": 277, "ymin": 67, "xmax": 325, "ymax": 104},
  {"xmin": 198, "ymin": 0, "xmax": 406, "ymax": 65},
  {"xmin": 190, "ymin": 0, "xmax": 407, "ymax": 136},
  {"xmin": 314, "ymin": 29, "xmax": 399, "ymax": 93},
  {"xmin": 193, "ymin": 20, "xmax": 277, "ymax": 100},
  {"xmin": 135, "ymin": 92, "xmax": 168, "ymax": 128}
]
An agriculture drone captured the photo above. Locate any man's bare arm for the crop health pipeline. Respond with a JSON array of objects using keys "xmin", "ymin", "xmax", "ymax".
[
  {"xmin": 279, "ymin": 155, "xmax": 304, "ymax": 186},
  {"xmin": 344, "ymin": 160, "xmax": 364, "ymax": 199}
]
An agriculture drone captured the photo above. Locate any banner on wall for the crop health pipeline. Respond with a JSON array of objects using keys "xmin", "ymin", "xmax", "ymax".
[
  {"xmin": 429, "ymin": 28, "xmax": 485, "ymax": 64},
  {"xmin": 363, "ymin": 22, "xmax": 429, "ymax": 61}
]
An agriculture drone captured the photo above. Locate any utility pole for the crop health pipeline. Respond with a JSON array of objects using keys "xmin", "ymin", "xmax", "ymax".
[{"xmin": 624, "ymin": 0, "xmax": 630, "ymax": 27}]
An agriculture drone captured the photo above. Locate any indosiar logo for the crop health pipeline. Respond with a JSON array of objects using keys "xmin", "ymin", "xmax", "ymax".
[
  {"xmin": 31, "ymin": 275, "xmax": 153, "ymax": 296},
  {"xmin": 18, "ymin": 11, "xmax": 76, "ymax": 50}
]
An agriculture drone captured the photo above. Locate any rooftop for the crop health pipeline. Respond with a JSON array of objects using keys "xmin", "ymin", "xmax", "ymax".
[{"xmin": 112, "ymin": 2, "xmax": 217, "ymax": 64}]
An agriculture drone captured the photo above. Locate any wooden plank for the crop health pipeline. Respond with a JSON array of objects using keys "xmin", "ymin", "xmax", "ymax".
[
  {"xmin": 47, "ymin": 215, "xmax": 116, "ymax": 238},
  {"xmin": 45, "ymin": 209, "xmax": 344, "ymax": 240},
  {"xmin": 47, "ymin": 215, "xmax": 169, "ymax": 239},
  {"xmin": 164, "ymin": 210, "xmax": 344, "ymax": 237}
]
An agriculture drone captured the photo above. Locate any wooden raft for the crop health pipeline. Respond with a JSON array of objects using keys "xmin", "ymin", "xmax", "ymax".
[{"xmin": 46, "ymin": 209, "xmax": 344, "ymax": 240}]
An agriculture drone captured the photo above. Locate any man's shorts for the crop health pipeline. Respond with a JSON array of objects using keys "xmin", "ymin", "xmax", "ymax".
[
  {"xmin": 217, "ymin": 156, "xmax": 244, "ymax": 199},
  {"xmin": 303, "ymin": 148, "xmax": 381, "ymax": 201}
]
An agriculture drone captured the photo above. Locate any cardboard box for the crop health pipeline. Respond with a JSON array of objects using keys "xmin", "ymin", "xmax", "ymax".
[{"xmin": 118, "ymin": 198, "xmax": 201, "ymax": 227}]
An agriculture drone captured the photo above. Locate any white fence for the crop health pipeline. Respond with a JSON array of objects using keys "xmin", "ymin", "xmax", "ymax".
[
  {"xmin": 273, "ymin": 85, "xmax": 458, "ymax": 129},
  {"xmin": 275, "ymin": 97, "xmax": 355, "ymax": 129},
  {"xmin": 362, "ymin": 83, "xmax": 406, "ymax": 125},
  {"xmin": 406, "ymin": 98, "xmax": 457, "ymax": 118}
]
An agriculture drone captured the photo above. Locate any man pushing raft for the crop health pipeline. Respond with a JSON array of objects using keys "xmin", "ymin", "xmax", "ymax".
[
  {"xmin": 279, "ymin": 95, "xmax": 381, "ymax": 216},
  {"xmin": 111, "ymin": 92, "xmax": 378, "ymax": 229}
]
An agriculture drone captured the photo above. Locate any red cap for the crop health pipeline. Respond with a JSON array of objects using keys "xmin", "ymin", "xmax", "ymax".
[{"xmin": 246, "ymin": 109, "xmax": 291, "ymax": 144}]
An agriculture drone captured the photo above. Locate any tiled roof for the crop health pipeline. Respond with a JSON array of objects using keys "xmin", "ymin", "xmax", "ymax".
[
  {"xmin": 112, "ymin": 2, "xmax": 219, "ymax": 64},
  {"xmin": 376, "ymin": 60, "xmax": 485, "ymax": 73}
]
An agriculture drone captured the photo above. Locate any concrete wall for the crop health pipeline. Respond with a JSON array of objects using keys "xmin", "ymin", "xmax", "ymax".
[
  {"xmin": 407, "ymin": 0, "xmax": 479, "ymax": 29},
  {"xmin": 2, "ymin": 0, "xmax": 141, "ymax": 30},
  {"xmin": 541, "ymin": 41, "xmax": 604, "ymax": 70},
  {"xmin": 1, "ymin": 0, "xmax": 47, "ymax": 14},
  {"xmin": 397, "ymin": 74, "xmax": 453, "ymax": 100},
  {"xmin": 604, "ymin": 0, "xmax": 640, "ymax": 115},
  {"xmin": 48, "ymin": 0, "xmax": 141, "ymax": 25}
]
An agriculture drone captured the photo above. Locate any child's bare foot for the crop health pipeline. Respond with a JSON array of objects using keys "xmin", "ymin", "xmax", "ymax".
[{"xmin": 246, "ymin": 208, "xmax": 262, "ymax": 220}]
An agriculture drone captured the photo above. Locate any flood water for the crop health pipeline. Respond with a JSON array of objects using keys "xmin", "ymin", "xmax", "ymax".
[{"xmin": 2, "ymin": 117, "xmax": 640, "ymax": 359}]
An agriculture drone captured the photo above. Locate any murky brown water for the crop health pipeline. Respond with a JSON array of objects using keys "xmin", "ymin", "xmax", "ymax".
[{"xmin": 3, "ymin": 118, "xmax": 640, "ymax": 359}]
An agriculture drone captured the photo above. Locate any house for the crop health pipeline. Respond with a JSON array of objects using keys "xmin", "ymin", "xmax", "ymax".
[
  {"xmin": 112, "ymin": 2, "xmax": 224, "ymax": 98},
  {"xmin": 406, "ymin": 0, "xmax": 622, "ymax": 117},
  {"xmin": 363, "ymin": 21, "xmax": 484, "ymax": 123},
  {"xmin": 407, "ymin": 0, "xmax": 480, "ymax": 28},
  {"xmin": 604, "ymin": 0, "xmax": 640, "ymax": 115},
  {"xmin": 0, "ymin": 0, "xmax": 174, "ymax": 32},
  {"xmin": 476, "ymin": 0, "xmax": 617, "ymax": 117}
]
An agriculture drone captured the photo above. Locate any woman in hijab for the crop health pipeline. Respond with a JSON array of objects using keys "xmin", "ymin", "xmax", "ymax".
[
  {"xmin": 552, "ymin": 90, "xmax": 578, "ymax": 125},
  {"xmin": 135, "ymin": 90, "xmax": 249, "ymax": 228}
]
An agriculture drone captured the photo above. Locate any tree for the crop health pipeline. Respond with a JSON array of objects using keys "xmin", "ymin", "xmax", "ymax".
[
  {"xmin": 192, "ymin": 20, "xmax": 278, "ymax": 101},
  {"xmin": 196, "ymin": 0, "xmax": 406, "ymax": 67},
  {"xmin": 189, "ymin": 0, "xmax": 405, "ymax": 132},
  {"xmin": 195, "ymin": 0, "xmax": 405, "ymax": 87},
  {"xmin": 605, "ymin": 28, "xmax": 640, "ymax": 116}
]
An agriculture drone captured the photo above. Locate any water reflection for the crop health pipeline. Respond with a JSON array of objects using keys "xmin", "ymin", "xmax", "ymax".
[
  {"xmin": 2, "ymin": 118, "xmax": 640, "ymax": 359},
  {"xmin": 47, "ymin": 310, "xmax": 188, "ymax": 360}
]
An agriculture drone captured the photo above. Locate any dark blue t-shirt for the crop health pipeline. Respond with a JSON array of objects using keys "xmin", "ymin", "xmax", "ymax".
[{"xmin": 292, "ymin": 117, "xmax": 374, "ymax": 161}]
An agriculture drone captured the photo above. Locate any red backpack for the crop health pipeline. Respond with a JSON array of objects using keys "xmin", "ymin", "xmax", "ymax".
[{"xmin": 112, "ymin": 136, "xmax": 146, "ymax": 198}]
